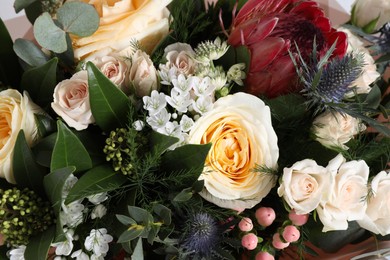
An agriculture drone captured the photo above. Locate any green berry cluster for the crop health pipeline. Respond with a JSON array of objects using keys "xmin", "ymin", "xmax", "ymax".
[
  {"xmin": 0, "ymin": 187, "xmax": 54, "ymax": 247},
  {"xmin": 103, "ymin": 128, "xmax": 145, "ymax": 175},
  {"xmin": 41, "ymin": 0, "xmax": 64, "ymax": 16}
]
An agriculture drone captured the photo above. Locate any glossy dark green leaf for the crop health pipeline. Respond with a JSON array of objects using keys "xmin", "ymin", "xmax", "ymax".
[
  {"xmin": 20, "ymin": 57, "xmax": 58, "ymax": 107},
  {"xmin": 25, "ymin": 1, "xmax": 42, "ymax": 24},
  {"xmin": 65, "ymin": 164, "xmax": 127, "ymax": 204},
  {"xmin": 57, "ymin": 1, "xmax": 99, "ymax": 37},
  {"xmin": 13, "ymin": 130, "xmax": 46, "ymax": 195},
  {"xmin": 35, "ymin": 113, "xmax": 56, "ymax": 138},
  {"xmin": 149, "ymin": 131, "xmax": 179, "ymax": 155},
  {"xmin": 43, "ymin": 166, "xmax": 76, "ymax": 213},
  {"xmin": 87, "ymin": 62, "xmax": 131, "ymax": 132},
  {"xmin": 117, "ymin": 228, "xmax": 144, "ymax": 243},
  {"xmin": 51, "ymin": 120, "xmax": 92, "ymax": 173},
  {"xmin": 13, "ymin": 38, "xmax": 49, "ymax": 67},
  {"xmin": 34, "ymin": 13, "xmax": 67, "ymax": 53},
  {"xmin": 0, "ymin": 18, "xmax": 22, "ymax": 88},
  {"xmin": 24, "ymin": 225, "xmax": 55, "ymax": 260},
  {"xmin": 32, "ymin": 132, "xmax": 57, "ymax": 167},
  {"xmin": 14, "ymin": 0, "xmax": 37, "ymax": 13}
]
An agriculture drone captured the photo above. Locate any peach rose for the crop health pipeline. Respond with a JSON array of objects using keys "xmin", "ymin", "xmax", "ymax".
[
  {"xmin": 0, "ymin": 89, "xmax": 43, "ymax": 183},
  {"xmin": 72, "ymin": 0, "xmax": 171, "ymax": 61},
  {"xmin": 188, "ymin": 92, "xmax": 279, "ymax": 210},
  {"xmin": 51, "ymin": 71, "xmax": 95, "ymax": 131}
]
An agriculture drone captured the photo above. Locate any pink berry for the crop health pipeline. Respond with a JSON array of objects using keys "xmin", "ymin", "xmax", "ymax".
[
  {"xmin": 288, "ymin": 209, "xmax": 309, "ymax": 226},
  {"xmin": 282, "ymin": 225, "xmax": 300, "ymax": 242},
  {"xmin": 272, "ymin": 233, "xmax": 289, "ymax": 250},
  {"xmin": 255, "ymin": 207, "xmax": 276, "ymax": 227},
  {"xmin": 241, "ymin": 233, "xmax": 258, "ymax": 250},
  {"xmin": 238, "ymin": 217, "xmax": 253, "ymax": 232},
  {"xmin": 255, "ymin": 251, "xmax": 275, "ymax": 260}
]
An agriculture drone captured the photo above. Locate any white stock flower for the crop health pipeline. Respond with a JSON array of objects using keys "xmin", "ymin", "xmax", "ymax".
[
  {"xmin": 84, "ymin": 228, "xmax": 113, "ymax": 256},
  {"xmin": 88, "ymin": 192, "xmax": 108, "ymax": 205},
  {"xmin": 188, "ymin": 93, "xmax": 279, "ymax": 210},
  {"xmin": 71, "ymin": 249, "xmax": 89, "ymax": 260},
  {"xmin": 146, "ymin": 108, "xmax": 171, "ymax": 130},
  {"xmin": 317, "ymin": 154, "xmax": 369, "ymax": 232},
  {"xmin": 52, "ymin": 229, "xmax": 75, "ymax": 256},
  {"xmin": 312, "ymin": 111, "xmax": 366, "ymax": 150},
  {"xmin": 8, "ymin": 245, "xmax": 26, "ymax": 260},
  {"xmin": 91, "ymin": 204, "xmax": 108, "ymax": 219},
  {"xmin": 60, "ymin": 201, "xmax": 85, "ymax": 228},
  {"xmin": 166, "ymin": 89, "xmax": 192, "ymax": 113},
  {"xmin": 192, "ymin": 96, "xmax": 214, "ymax": 115},
  {"xmin": 278, "ymin": 159, "xmax": 332, "ymax": 214},
  {"xmin": 143, "ymin": 90, "xmax": 167, "ymax": 115},
  {"xmin": 51, "ymin": 71, "xmax": 95, "ymax": 131},
  {"xmin": 358, "ymin": 171, "xmax": 390, "ymax": 236}
]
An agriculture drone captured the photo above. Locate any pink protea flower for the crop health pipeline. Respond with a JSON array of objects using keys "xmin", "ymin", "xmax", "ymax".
[{"xmin": 227, "ymin": 0, "xmax": 347, "ymax": 98}]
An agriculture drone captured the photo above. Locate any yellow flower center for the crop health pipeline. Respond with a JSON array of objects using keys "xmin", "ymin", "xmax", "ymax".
[{"xmin": 0, "ymin": 102, "xmax": 12, "ymax": 150}]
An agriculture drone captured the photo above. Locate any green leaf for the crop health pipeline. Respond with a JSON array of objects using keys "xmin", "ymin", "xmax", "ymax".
[
  {"xmin": 34, "ymin": 113, "xmax": 56, "ymax": 138},
  {"xmin": 32, "ymin": 132, "xmax": 57, "ymax": 167},
  {"xmin": 152, "ymin": 204, "xmax": 171, "ymax": 225},
  {"xmin": 217, "ymin": 45, "xmax": 250, "ymax": 73},
  {"xmin": 24, "ymin": 1, "xmax": 42, "ymax": 24},
  {"xmin": 147, "ymin": 224, "xmax": 160, "ymax": 244},
  {"xmin": 128, "ymin": 206, "xmax": 153, "ymax": 225},
  {"xmin": 14, "ymin": 0, "xmax": 38, "ymax": 13},
  {"xmin": 13, "ymin": 130, "xmax": 46, "ymax": 195},
  {"xmin": 116, "ymin": 214, "xmax": 137, "ymax": 226},
  {"xmin": 0, "ymin": 18, "xmax": 22, "ymax": 88},
  {"xmin": 365, "ymin": 85, "xmax": 382, "ymax": 109},
  {"xmin": 173, "ymin": 188, "xmax": 193, "ymax": 202},
  {"xmin": 87, "ymin": 62, "xmax": 132, "ymax": 131},
  {"xmin": 375, "ymin": 53, "xmax": 390, "ymax": 64},
  {"xmin": 34, "ymin": 13, "xmax": 67, "ymax": 53},
  {"xmin": 149, "ymin": 131, "xmax": 179, "ymax": 155},
  {"xmin": 57, "ymin": 1, "xmax": 99, "ymax": 37},
  {"xmin": 65, "ymin": 164, "xmax": 127, "ymax": 204},
  {"xmin": 13, "ymin": 39, "xmax": 49, "ymax": 67},
  {"xmin": 362, "ymin": 16, "xmax": 380, "ymax": 34},
  {"xmin": 266, "ymin": 94, "xmax": 307, "ymax": 123},
  {"xmin": 43, "ymin": 166, "xmax": 76, "ymax": 213},
  {"xmin": 51, "ymin": 120, "xmax": 92, "ymax": 173},
  {"xmin": 117, "ymin": 228, "xmax": 144, "ymax": 243},
  {"xmin": 20, "ymin": 57, "xmax": 58, "ymax": 108},
  {"xmin": 24, "ymin": 225, "xmax": 55, "ymax": 260}
]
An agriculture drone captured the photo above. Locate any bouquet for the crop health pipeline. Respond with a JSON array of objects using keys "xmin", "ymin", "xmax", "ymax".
[{"xmin": 0, "ymin": 0, "xmax": 389, "ymax": 259}]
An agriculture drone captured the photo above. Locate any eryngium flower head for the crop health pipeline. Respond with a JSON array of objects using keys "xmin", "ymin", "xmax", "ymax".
[
  {"xmin": 228, "ymin": 0, "xmax": 347, "ymax": 98},
  {"xmin": 181, "ymin": 212, "xmax": 220, "ymax": 257}
]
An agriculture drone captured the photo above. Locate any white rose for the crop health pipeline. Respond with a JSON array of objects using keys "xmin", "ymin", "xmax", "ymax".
[
  {"xmin": 278, "ymin": 159, "xmax": 332, "ymax": 214},
  {"xmin": 188, "ymin": 93, "xmax": 279, "ymax": 210},
  {"xmin": 317, "ymin": 154, "xmax": 369, "ymax": 232},
  {"xmin": 312, "ymin": 111, "xmax": 366, "ymax": 150},
  {"xmin": 0, "ymin": 89, "xmax": 43, "ymax": 183},
  {"xmin": 51, "ymin": 71, "xmax": 95, "ymax": 131},
  {"xmin": 358, "ymin": 171, "xmax": 390, "ymax": 236},
  {"xmin": 90, "ymin": 54, "xmax": 130, "ymax": 94},
  {"xmin": 338, "ymin": 27, "xmax": 380, "ymax": 96},
  {"xmin": 163, "ymin": 43, "xmax": 196, "ymax": 76},
  {"xmin": 129, "ymin": 50, "xmax": 159, "ymax": 97},
  {"xmin": 73, "ymin": 0, "xmax": 172, "ymax": 61},
  {"xmin": 353, "ymin": 0, "xmax": 390, "ymax": 31}
]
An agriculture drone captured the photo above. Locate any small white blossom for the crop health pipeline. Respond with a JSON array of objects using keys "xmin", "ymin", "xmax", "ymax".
[
  {"xmin": 193, "ymin": 77, "xmax": 215, "ymax": 97},
  {"xmin": 166, "ymin": 89, "xmax": 192, "ymax": 113},
  {"xmin": 87, "ymin": 192, "xmax": 108, "ymax": 205},
  {"xmin": 195, "ymin": 37, "xmax": 229, "ymax": 63},
  {"xmin": 157, "ymin": 121, "xmax": 181, "ymax": 137},
  {"xmin": 158, "ymin": 66, "xmax": 178, "ymax": 85},
  {"xmin": 54, "ymin": 257, "xmax": 67, "ymax": 260},
  {"xmin": 146, "ymin": 108, "xmax": 171, "ymax": 130},
  {"xmin": 84, "ymin": 228, "xmax": 113, "ymax": 257},
  {"xmin": 62, "ymin": 174, "xmax": 78, "ymax": 199},
  {"xmin": 91, "ymin": 204, "xmax": 107, "ymax": 219},
  {"xmin": 132, "ymin": 120, "xmax": 145, "ymax": 131},
  {"xmin": 91, "ymin": 255, "xmax": 105, "ymax": 260},
  {"xmin": 227, "ymin": 63, "xmax": 246, "ymax": 86},
  {"xmin": 192, "ymin": 96, "xmax": 214, "ymax": 115},
  {"xmin": 71, "ymin": 249, "xmax": 89, "ymax": 260},
  {"xmin": 143, "ymin": 90, "xmax": 167, "ymax": 115},
  {"xmin": 8, "ymin": 245, "xmax": 26, "ymax": 260},
  {"xmin": 60, "ymin": 201, "xmax": 85, "ymax": 228},
  {"xmin": 52, "ymin": 229, "xmax": 75, "ymax": 256},
  {"xmin": 180, "ymin": 115, "xmax": 195, "ymax": 132},
  {"xmin": 171, "ymin": 74, "xmax": 192, "ymax": 94}
]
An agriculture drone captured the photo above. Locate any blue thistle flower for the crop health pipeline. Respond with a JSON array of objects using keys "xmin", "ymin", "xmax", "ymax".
[
  {"xmin": 181, "ymin": 212, "xmax": 220, "ymax": 257},
  {"xmin": 374, "ymin": 22, "xmax": 390, "ymax": 54}
]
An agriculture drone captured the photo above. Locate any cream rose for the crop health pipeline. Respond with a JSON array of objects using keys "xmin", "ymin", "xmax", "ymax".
[
  {"xmin": 0, "ymin": 89, "xmax": 43, "ymax": 183},
  {"xmin": 278, "ymin": 159, "xmax": 332, "ymax": 214},
  {"xmin": 51, "ymin": 71, "xmax": 95, "ymax": 131},
  {"xmin": 90, "ymin": 54, "xmax": 131, "ymax": 94},
  {"xmin": 358, "ymin": 171, "xmax": 390, "ymax": 236},
  {"xmin": 312, "ymin": 111, "xmax": 366, "ymax": 150},
  {"xmin": 72, "ymin": 0, "xmax": 171, "ymax": 61},
  {"xmin": 188, "ymin": 92, "xmax": 279, "ymax": 210},
  {"xmin": 163, "ymin": 43, "xmax": 196, "ymax": 76},
  {"xmin": 129, "ymin": 50, "xmax": 159, "ymax": 97},
  {"xmin": 317, "ymin": 154, "xmax": 369, "ymax": 232},
  {"xmin": 353, "ymin": 0, "xmax": 390, "ymax": 31}
]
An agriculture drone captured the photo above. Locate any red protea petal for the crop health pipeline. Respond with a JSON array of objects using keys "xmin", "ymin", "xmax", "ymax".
[
  {"xmin": 249, "ymin": 37, "xmax": 287, "ymax": 72},
  {"xmin": 325, "ymin": 29, "xmax": 348, "ymax": 58},
  {"xmin": 245, "ymin": 71, "xmax": 273, "ymax": 96},
  {"xmin": 313, "ymin": 16, "xmax": 331, "ymax": 32}
]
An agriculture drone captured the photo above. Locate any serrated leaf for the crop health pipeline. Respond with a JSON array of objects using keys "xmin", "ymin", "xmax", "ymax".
[
  {"xmin": 14, "ymin": 0, "xmax": 37, "ymax": 13},
  {"xmin": 65, "ymin": 164, "xmax": 127, "ymax": 204},
  {"xmin": 117, "ymin": 228, "xmax": 144, "ymax": 243},
  {"xmin": 51, "ymin": 120, "xmax": 92, "ymax": 172},
  {"xmin": 365, "ymin": 85, "xmax": 381, "ymax": 109},
  {"xmin": 87, "ymin": 62, "xmax": 132, "ymax": 132},
  {"xmin": 34, "ymin": 13, "xmax": 67, "ymax": 53},
  {"xmin": 116, "ymin": 214, "xmax": 136, "ymax": 226},
  {"xmin": 153, "ymin": 204, "xmax": 171, "ymax": 225},
  {"xmin": 13, "ymin": 130, "xmax": 46, "ymax": 195},
  {"xmin": 24, "ymin": 225, "xmax": 55, "ymax": 260},
  {"xmin": 43, "ymin": 166, "xmax": 76, "ymax": 213},
  {"xmin": 149, "ymin": 131, "xmax": 179, "ymax": 155},
  {"xmin": 0, "ymin": 18, "xmax": 22, "ymax": 88},
  {"xmin": 57, "ymin": 1, "xmax": 99, "ymax": 37},
  {"xmin": 13, "ymin": 39, "xmax": 49, "ymax": 68},
  {"xmin": 20, "ymin": 57, "xmax": 58, "ymax": 108}
]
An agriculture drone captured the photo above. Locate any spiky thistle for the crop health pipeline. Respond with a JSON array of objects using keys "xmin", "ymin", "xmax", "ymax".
[{"xmin": 291, "ymin": 40, "xmax": 364, "ymax": 115}]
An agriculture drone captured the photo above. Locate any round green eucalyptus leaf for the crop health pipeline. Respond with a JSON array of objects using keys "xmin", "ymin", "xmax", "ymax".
[
  {"xmin": 34, "ymin": 12, "xmax": 67, "ymax": 53},
  {"xmin": 57, "ymin": 1, "xmax": 99, "ymax": 37}
]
